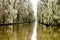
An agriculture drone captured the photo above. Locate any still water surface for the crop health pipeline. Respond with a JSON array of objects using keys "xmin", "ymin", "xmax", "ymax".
[{"xmin": 0, "ymin": 23, "xmax": 60, "ymax": 40}]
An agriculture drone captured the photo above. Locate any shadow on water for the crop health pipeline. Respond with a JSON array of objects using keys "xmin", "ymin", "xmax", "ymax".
[
  {"xmin": 0, "ymin": 23, "xmax": 34, "ymax": 40},
  {"xmin": 37, "ymin": 24, "xmax": 60, "ymax": 40},
  {"xmin": 0, "ymin": 23, "xmax": 60, "ymax": 40}
]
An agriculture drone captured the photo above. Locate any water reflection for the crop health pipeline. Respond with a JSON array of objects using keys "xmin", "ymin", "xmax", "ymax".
[
  {"xmin": 0, "ymin": 23, "xmax": 60, "ymax": 40},
  {"xmin": 0, "ymin": 23, "xmax": 34, "ymax": 40},
  {"xmin": 37, "ymin": 24, "xmax": 60, "ymax": 40}
]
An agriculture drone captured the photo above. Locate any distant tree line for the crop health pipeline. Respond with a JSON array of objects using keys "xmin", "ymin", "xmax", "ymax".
[
  {"xmin": 0, "ymin": 0, "xmax": 35, "ymax": 24},
  {"xmin": 37, "ymin": 0, "xmax": 60, "ymax": 25}
]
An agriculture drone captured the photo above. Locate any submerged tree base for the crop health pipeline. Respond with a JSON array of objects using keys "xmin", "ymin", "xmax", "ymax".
[{"xmin": 38, "ymin": 21, "xmax": 60, "ymax": 27}]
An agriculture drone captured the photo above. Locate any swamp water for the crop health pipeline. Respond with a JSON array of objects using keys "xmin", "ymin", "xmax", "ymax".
[{"xmin": 0, "ymin": 23, "xmax": 60, "ymax": 40}]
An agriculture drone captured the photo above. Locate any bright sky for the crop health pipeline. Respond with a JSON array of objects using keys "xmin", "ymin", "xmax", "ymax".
[
  {"xmin": 30, "ymin": 0, "xmax": 39, "ymax": 17},
  {"xmin": 30, "ymin": 0, "xmax": 39, "ymax": 11}
]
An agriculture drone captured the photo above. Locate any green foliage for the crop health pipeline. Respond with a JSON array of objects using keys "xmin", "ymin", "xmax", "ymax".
[
  {"xmin": 0, "ymin": 0, "xmax": 34, "ymax": 23},
  {"xmin": 37, "ymin": 0, "xmax": 60, "ymax": 25}
]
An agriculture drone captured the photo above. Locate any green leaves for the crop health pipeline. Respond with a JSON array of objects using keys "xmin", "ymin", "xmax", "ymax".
[{"xmin": 37, "ymin": 0, "xmax": 60, "ymax": 25}]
